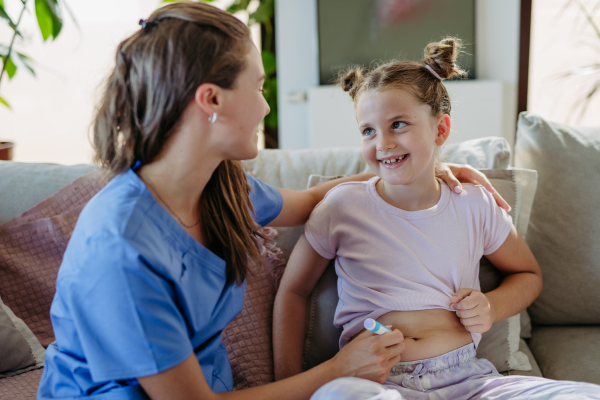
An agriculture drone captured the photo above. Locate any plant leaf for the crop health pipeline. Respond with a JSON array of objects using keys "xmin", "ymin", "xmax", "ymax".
[
  {"xmin": 0, "ymin": 3, "xmax": 13, "ymax": 25},
  {"xmin": 262, "ymin": 51, "xmax": 276, "ymax": 76},
  {"xmin": 48, "ymin": 0, "xmax": 63, "ymax": 38},
  {"xmin": 35, "ymin": 0, "xmax": 53, "ymax": 40},
  {"xmin": 0, "ymin": 3, "xmax": 23, "ymax": 36},
  {"xmin": 12, "ymin": 51, "xmax": 35, "ymax": 76},
  {"xmin": 1, "ymin": 55, "xmax": 17, "ymax": 79},
  {"xmin": 226, "ymin": 0, "xmax": 251, "ymax": 14},
  {"xmin": 0, "ymin": 94, "xmax": 11, "ymax": 109},
  {"xmin": 249, "ymin": 0, "xmax": 274, "ymax": 25},
  {"xmin": 35, "ymin": 0, "xmax": 63, "ymax": 41}
]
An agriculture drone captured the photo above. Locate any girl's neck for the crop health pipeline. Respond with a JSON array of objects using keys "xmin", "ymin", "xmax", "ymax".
[{"xmin": 376, "ymin": 174, "xmax": 441, "ymax": 212}]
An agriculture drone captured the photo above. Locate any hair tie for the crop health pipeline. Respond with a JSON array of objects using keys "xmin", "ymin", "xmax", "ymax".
[
  {"xmin": 425, "ymin": 65, "xmax": 445, "ymax": 81},
  {"xmin": 139, "ymin": 19, "xmax": 159, "ymax": 33}
]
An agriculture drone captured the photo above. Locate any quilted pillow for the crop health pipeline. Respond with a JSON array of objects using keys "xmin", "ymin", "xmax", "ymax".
[
  {"xmin": 0, "ymin": 170, "xmax": 108, "ymax": 347},
  {"xmin": 222, "ymin": 227, "xmax": 286, "ymax": 389}
]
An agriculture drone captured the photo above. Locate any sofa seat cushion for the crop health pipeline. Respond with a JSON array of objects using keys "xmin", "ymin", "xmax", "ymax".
[
  {"xmin": 527, "ymin": 326, "xmax": 600, "ymax": 384},
  {"xmin": 0, "ymin": 368, "xmax": 43, "ymax": 400}
]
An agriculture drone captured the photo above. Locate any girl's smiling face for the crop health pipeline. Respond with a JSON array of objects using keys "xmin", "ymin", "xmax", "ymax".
[{"xmin": 356, "ymin": 88, "xmax": 450, "ymax": 187}]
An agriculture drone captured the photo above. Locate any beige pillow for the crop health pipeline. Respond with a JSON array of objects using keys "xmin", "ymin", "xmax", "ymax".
[
  {"xmin": 515, "ymin": 112, "xmax": 600, "ymax": 325},
  {"xmin": 300, "ymin": 168, "xmax": 537, "ymax": 373},
  {"xmin": 0, "ymin": 296, "xmax": 45, "ymax": 378}
]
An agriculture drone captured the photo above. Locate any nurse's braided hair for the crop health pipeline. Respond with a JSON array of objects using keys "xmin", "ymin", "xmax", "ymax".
[
  {"xmin": 92, "ymin": 2, "xmax": 266, "ymax": 285},
  {"xmin": 339, "ymin": 37, "xmax": 467, "ymax": 116}
]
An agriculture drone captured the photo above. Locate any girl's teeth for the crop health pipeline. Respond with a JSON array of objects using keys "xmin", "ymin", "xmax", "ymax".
[{"xmin": 382, "ymin": 155, "xmax": 406, "ymax": 164}]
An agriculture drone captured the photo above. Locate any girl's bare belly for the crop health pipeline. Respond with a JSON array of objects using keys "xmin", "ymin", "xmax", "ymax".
[{"xmin": 352, "ymin": 309, "xmax": 473, "ymax": 362}]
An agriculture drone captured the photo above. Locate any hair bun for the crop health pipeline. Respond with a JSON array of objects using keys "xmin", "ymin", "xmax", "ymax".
[
  {"xmin": 423, "ymin": 37, "xmax": 467, "ymax": 80},
  {"xmin": 338, "ymin": 67, "xmax": 364, "ymax": 100}
]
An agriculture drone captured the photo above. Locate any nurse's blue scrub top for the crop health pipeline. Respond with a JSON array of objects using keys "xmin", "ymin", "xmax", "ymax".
[{"xmin": 37, "ymin": 170, "xmax": 283, "ymax": 399}]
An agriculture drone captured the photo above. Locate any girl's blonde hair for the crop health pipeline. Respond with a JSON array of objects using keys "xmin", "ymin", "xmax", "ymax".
[
  {"xmin": 339, "ymin": 38, "xmax": 467, "ymax": 116},
  {"xmin": 92, "ymin": 2, "xmax": 267, "ymax": 285}
]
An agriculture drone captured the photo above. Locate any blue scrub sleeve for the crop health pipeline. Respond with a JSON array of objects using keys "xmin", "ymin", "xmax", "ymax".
[
  {"xmin": 65, "ymin": 235, "xmax": 194, "ymax": 382},
  {"xmin": 246, "ymin": 173, "xmax": 283, "ymax": 226}
]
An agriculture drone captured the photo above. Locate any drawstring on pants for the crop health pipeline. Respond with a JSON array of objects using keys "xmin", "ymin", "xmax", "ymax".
[{"xmin": 400, "ymin": 363, "xmax": 427, "ymax": 392}]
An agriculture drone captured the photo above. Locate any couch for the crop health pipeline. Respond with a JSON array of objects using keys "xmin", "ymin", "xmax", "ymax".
[{"xmin": 0, "ymin": 112, "xmax": 599, "ymax": 398}]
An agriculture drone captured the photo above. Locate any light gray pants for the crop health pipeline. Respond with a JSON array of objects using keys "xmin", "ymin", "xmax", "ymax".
[{"xmin": 311, "ymin": 344, "xmax": 600, "ymax": 400}]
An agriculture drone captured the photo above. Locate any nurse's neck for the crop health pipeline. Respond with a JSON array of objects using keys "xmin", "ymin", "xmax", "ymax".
[{"xmin": 137, "ymin": 104, "xmax": 222, "ymax": 237}]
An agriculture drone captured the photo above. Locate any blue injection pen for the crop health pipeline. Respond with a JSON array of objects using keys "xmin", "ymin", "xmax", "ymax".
[{"xmin": 364, "ymin": 318, "xmax": 392, "ymax": 335}]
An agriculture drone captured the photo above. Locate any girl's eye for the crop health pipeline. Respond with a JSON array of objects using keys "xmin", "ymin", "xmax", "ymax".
[
  {"xmin": 392, "ymin": 121, "xmax": 407, "ymax": 129},
  {"xmin": 363, "ymin": 128, "xmax": 375, "ymax": 136},
  {"xmin": 260, "ymin": 89, "xmax": 266, "ymax": 94}
]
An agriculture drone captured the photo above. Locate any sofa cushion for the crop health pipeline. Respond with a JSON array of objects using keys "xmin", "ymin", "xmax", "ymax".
[
  {"xmin": 527, "ymin": 326, "xmax": 600, "ymax": 384},
  {"xmin": 515, "ymin": 112, "xmax": 600, "ymax": 325},
  {"xmin": 299, "ymin": 168, "xmax": 537, "ymax": 373},
  {"xmin": 221, "ymin": 227, "xmax": 286, "ymax": 389},
  {"xmin": 0, "ymin": 161, "xmax": 97, "ymax": 225},
  {"xmin": 0, "ymin": 368, "xmax": 43, "ymax": 399},
  {"xmin": 0, "ymin": 170, "xmax": 108, "ymax": 347},
  {"xmin": 0, "ymin": 296, "xmax": 44, "ymax": 378}
]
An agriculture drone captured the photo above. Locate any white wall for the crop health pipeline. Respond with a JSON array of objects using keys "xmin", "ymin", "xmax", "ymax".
[
  {"xmin": 276, "ymin": 0, "xmax": 522, "ymax": 151},
  {"xmin": 0, "ymin": 0, "xmax": 163, "ymax": 165},
  {"xmin": 0, "ymin": 0, "xmax": 261, "ymax": 165}
]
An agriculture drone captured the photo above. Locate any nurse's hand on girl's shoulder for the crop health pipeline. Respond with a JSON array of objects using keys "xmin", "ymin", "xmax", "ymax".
[
  {"xmin": 440, "ymin": 163, "xmax": 511, "ymax": 212},
  {"xmin": 330, "ymin": 328, "xmax": 405, "ymax": 384},
  {"xmin": 450, "ymin": 288, "xmax": 495, "ymax": 333}
]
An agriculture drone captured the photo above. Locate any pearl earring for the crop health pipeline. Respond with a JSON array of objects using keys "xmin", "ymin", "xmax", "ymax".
[{"xmin": 208, "ymin": 112, "xmax": 218, "ymax": 124}]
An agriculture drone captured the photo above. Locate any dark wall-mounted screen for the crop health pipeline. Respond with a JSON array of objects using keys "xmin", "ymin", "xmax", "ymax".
[{"xmin": 317, "ymin": 0, "xmax": 476, "ymax": 85}]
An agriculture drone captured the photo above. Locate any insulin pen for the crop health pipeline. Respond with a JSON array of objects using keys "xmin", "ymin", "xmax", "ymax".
[{"xmin": 364, "ymin": 318, "xmax": 392, "ymax": 335}]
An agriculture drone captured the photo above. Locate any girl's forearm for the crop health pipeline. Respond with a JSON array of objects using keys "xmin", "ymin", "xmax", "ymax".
[
  {"xmin": 486, "ymin": 271, "xmax": 543, "ymax": 322},
  {"xmin": 273, "ymin": 290, "xmax": 310, "ymax": 381}
]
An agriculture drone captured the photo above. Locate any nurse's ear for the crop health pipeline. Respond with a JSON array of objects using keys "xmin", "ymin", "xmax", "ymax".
[
  {"xmin": 193, "ymin": 83, "xmax": 223, "ymax": 124},
  {"xmin": 435, "ymin": 114, "xmax": 451, "ymax": 146}
]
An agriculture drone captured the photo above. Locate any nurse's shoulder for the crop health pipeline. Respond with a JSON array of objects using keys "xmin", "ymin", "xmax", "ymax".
[{"xmin": 60, "ymin": 170, "xmax": 173, "ymax": 280}]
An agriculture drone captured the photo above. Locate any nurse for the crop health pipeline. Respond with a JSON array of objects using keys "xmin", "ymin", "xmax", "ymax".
[{"xmin": 36, "ymin": 2, "xmax": 508, "ymax": 399}]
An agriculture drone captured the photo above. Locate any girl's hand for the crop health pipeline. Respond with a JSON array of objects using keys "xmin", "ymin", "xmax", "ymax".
[
  {"xmin": 331, "ymin": 329, "xmax": 405, "ymax": 384},
  {"xmin": 450, "ymin": 288, "xmax": 495, "ymax": 333},
  {"xmin": 436, "ymin": 163, "xmax": 511, "ymax": 212}
]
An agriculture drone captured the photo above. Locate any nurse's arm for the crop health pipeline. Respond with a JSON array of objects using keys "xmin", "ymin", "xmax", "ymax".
[
  {"xmin": 267, "ymin": 164, "xmax": 509, "ymax": 227},
  {"xmin": 138, "ymin": 353, "xmax": 338, "ymax": 400},
  {"xmin": 138, "ymin": 339, "xmax": 403, "ymax": 400},
  {"xmin": 267, "ymin": 173, "xmax": 373, "ymax": 227}
]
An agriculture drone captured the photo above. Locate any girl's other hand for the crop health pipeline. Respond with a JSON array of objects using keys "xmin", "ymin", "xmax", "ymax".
[
  {"xmin": 331, "ymin": 328, "xmax": 405, "ymax": 384},
  {"xmin": 437, "ymin": 163, "xmax": 511, "ymax": 212},
  {"xmin": 450, "ymin": 288, "xmax": 495, "ymax": 333}
]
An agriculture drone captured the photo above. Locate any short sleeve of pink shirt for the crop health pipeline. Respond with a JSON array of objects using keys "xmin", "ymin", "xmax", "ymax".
[
  {"xmin": 304, "ymin": 184, "xmax": 355, "ymax": 260},
  {"xmin": 480, "ymin": 185, "xmax": 513, "ymax": 255}
]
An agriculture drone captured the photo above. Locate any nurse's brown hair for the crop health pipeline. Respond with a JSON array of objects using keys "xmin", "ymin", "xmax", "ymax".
[
  {"xmin": 92, "ymin": 2, "xmax": 266, "ymax": 285},
  {"xmin": 339, "ymin": 38, "xmax": 468, "ymax": 116}
]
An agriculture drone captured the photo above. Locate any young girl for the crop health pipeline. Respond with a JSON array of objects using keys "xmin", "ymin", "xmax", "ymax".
[
  {"xmin": 35, "ymin": 4, "xmax": 499, "ymax": 400},
  {"xmin": 273, "ymin": 38, "xmax": 600, "ymax": 399}
]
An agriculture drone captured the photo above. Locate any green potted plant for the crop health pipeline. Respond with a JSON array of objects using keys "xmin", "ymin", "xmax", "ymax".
[{"xmin": 0, "ymin": 0, "xmax": 74, "ymax": 160}]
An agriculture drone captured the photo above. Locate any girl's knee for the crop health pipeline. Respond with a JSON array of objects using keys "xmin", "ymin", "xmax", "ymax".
[{"xmin": 310, "ymin": 377, "xmax": 398, "ymax": 400}]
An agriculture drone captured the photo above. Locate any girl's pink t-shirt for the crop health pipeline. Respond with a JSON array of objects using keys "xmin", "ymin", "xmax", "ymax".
[{"xmin": 304, "ymin": 177, "xmax": 513, "ymax": 349}]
